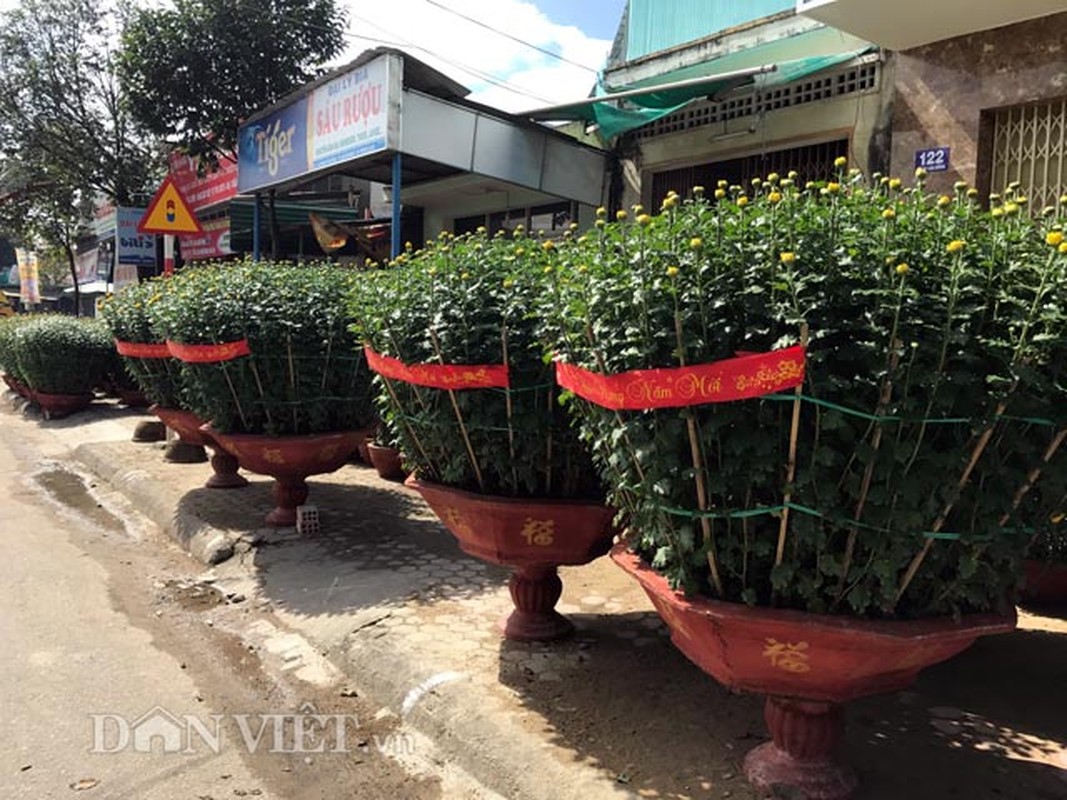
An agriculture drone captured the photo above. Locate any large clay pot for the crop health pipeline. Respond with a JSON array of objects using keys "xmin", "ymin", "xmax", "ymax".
[
  {"xmin": 149, "ymin": 405, "xmax": 208, "ymax": 464},
  {"xmin": 150, "ymin": 406, "xmax": 246, "ymax": 489},
  {"xmin": 205, "ymin": 427, "xmax": 361, "ymax": 527},
  {"xmin": 34, "ymin": 391, "xmax": 92, "ymax": 419},
  {"xmin": 1022, "ymin": 559, "xmax": 1067, "ymax": 606},
  {"xmin": 611, "ymin": 543, "xmax": 1016, "ymax": 800},
  {"xmin": 366, "ymin": 442, "xmax": 406, "ymax": 480},
  {"xmin": 407, "ymin": 477, "xmax": 616, "ymax": 641}
]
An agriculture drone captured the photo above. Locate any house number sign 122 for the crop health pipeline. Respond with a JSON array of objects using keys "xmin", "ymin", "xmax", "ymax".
[{"xmin": 915, "ymin": 147, "xmax": 950, "ymax": 172}]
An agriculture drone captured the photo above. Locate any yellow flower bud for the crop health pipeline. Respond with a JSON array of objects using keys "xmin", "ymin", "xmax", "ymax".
[
  {"xmin": 946, "ymin": 239, "xmax": 966, "ymax": 254},
  {"xmin": 1048, "ymin": 231, "xmax": 1065, "ymax": 247},
  {"xmin": 779, "ymin": 252, "xmax": 796, "ymax": 264},
  {"xmin": 915, "ymin": 167, "xmax": 928, "ymax": 180},
  {"xmin": 768, "ymin": 191, "xmax": 782, "ymax": 204},
  {"xmin": 692, "ymin": 185, "xmax": 705, "ymax": 196},
  {"xmin": 882, "ymin": 208, "xmax": 896, "ymax": 220},
  {"xmin": 737, "ymin": 196, "xmax": 749, "ymax": 207},
  {"xmin": 636, "ymin": 214, "xmax": 652, "ymax": 226},
  {"xmin": 596, "ymin": 206, "xmax": 607, "ymax": 218},
  {"xmin": 714, "ymin": 189, "xmax": 726, "ymax": 200},
  {"xmin": 616, "ymin": 210, "xmax": 628, "ymax": 221},
  {"xmin": 689, "ymin": 237, "xmax": 703, "ymax": 250},
  {"xmin": 1059, "ymin": 242, "xmax": 1067, "ymax": 255},
  {"xmin": 991, "ymin": 207, "xmax": 1004, "ymax": 218},
  {"xmin": 889, "ymin": 178, "xmax": 903, "ymax": 190},
  {"xmin": 895, "ymin": 263, "xmax": 910, "ymax": 275},
  {"xmin": 826, "ymin": 182, "xmax": 841, "ymax": 194},
  {"xmin": 937, "ymin": 195, "xmax": 951, "ymax": 207},
  {"xmin": 631, "ymin": 204, "xmax": 644, "ymax": 214},
  {"xmin": 542, "ymin": 240, "xmax": 555, "ymax": 250},
  {"xmin": 833, "ymin": 156, "xmax": 848, "ymax": 169},
  {"xmin": 666, "ymin": 266, "xmax": 679, "ymax": 278}
]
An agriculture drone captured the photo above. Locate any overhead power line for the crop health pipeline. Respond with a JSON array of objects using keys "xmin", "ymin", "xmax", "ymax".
[
  {"xmin": 341, "ymin": 11, "xmax": 557, "ymax": 104},
  {"xmin": 420, "ymin": 0, "xmax": 600, "ymax": 74}
]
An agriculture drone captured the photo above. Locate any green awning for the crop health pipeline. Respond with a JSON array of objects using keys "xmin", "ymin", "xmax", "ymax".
[{"xmin": 528, "ymin": 28, "xmax": 874, "ymax": 139}]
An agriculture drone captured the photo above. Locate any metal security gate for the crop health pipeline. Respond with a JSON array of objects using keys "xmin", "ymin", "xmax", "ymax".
[
  {"xmin": 990, "ymin": 98, "xmax": 1067, "ymax": 211},
  {"xmin": 650, "ymin": 139, "xmax": 848, "ymax": 209}
]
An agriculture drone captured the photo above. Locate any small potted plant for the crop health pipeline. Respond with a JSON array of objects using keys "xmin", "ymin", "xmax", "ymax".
[
  {"xmin": 365, "ymin": 416, "xmax": 406, "ymax": 480},
  {"xmin": 154, "ymin": 260, "xmax": 377, "ymax": 526},
  {"xmin": 350, "ymin": 233, "xmax": 613, "ymax": 641},
  {"xmin": 546, "ymin": 169, "xmax": 1065, "ymax": 797},
  {"xmin": 99, "ymin": 280, "xmax": 246, "ymax": 482},
  {"xmin": 14, "ymin": 315, "xmax": 112, "ymax": 418}
]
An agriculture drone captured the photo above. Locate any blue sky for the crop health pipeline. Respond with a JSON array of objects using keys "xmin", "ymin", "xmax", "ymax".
[
  {"xmin": 533, "ymin": 0, "xmax": 627, "ymax": 40},
  {"xmin": 340, "ymin": 0, "xmax": 626, "ymax": 111}
]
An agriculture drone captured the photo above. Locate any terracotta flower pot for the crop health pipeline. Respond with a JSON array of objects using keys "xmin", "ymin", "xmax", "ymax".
[
  {"xmin": 366, "ymin": 442, "xmax": 406, "ymax": 480},
  {"xmin": 611, "ymin": 543, "xmax": 1016, "ymax": 800},
  {"xmin": 205, "ymin": 427, "xmax": 361, "ymax": 527},
  {"xmin": 150, "ymin": 406, "xmax": 247, "ymax": 489},
  {"xmin": 407, "ymin": 477, "xmax": 616, "ymax": 641},
  {"xmin": 355, "ymin": 436, "xmax": 372, "ymax": 464},
  {"xmin": 149, "ymin": 405, "xmax": 208, "ymax": 464},
  {"xmin": 34, "ymin": 391, "xmax": 92, "ymax": 419},
  {"xmin": 1022, "ymin": 559, "xmax": 1067, "ymax": 606}
]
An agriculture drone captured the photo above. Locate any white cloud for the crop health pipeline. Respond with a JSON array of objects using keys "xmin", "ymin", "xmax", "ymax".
[{"xmin": 336, "ymin": 0, "xmax": 612, "ymax": 112}]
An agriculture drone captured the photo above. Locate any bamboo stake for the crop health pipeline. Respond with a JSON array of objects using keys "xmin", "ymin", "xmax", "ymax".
[
  {"xmin": 220, "ymin": 363, "xmax": 250, "ymax": 431},
  {"xmin": 286, "ymin": 336, "xmax": 298, "ymax": 431},
  {"xmin": 500, "ymin": 326, "xmax": 519, "ymax": 494},
  {"xmin": 1001, "ymin": 428, "xmax": 1067, "ymax": 527},
  {"xmin": 379, "ymin": 374, "xmax": 440, "ymax": 479},
  {"xmin": 428, "ymin": 329, "xmax": 485, "ymax": 492},
  {"xmin": 673, "ymin": 307, "xmax": 724, "ymax": 595},
  {"xmin": 774, "ymin": 324, "xmax": 809, "ymax": 569},
  {"xmin": 892, "ymin": 399, "xmax": 1007, "ymax": 607},
  {"xmin": 545, "ymin": 380, "xmax": 554, "ymax": 496},
  {"xmin": 835, "ymin": 342, "xmax": 900, "ymax": 605},
  {"xmin": 247, "ymin": 360, "xmax": 274, "ymax": 430}
]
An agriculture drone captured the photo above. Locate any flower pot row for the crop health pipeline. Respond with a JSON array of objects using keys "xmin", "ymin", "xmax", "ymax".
[{"xmin": 92, "ymin": 166, "xmax": 1067, "ymax": 800}]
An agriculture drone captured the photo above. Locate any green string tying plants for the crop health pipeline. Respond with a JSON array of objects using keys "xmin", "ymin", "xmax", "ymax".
[
  {"xmin": 348, "ymin": 231, "xmax": 603, "ymax": 500},
  {"xmin": 542, "ymin": 168, "xmax": 1067, "ymax": 619},
  {"xmin": 151, "ymin": 260, "xmax": 377, "ymax": 436}
]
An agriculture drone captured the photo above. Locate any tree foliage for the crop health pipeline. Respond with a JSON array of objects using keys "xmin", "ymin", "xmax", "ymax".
[
  {"xmin": 0, "ymin": 0, "xmax": 154, "ymax": 205},
  {"xmin": 119, "ymin": 0, "xmax": 348, "ymax": 164}
]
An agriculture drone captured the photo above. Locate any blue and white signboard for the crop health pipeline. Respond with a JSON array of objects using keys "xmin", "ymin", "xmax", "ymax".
[
  {"xmin": 308, "ymin": 56, "xmax": 390, "ymax": 170},
  {"xmin": 116, "ymin": 207, "xmax": 157, "ymax": 267},
  {"xmin": 237, "ymin": 53, "xmax": 399, "ymax": 194},
  {"xmin": 915, "ymin": 146, "xmax": 950, "ymax": 173},
  {"xmin": 237, "ymin": 96, "xmax": 310, "ymax": 193}
]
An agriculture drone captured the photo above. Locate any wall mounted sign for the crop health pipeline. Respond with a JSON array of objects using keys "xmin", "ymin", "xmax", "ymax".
[{"xmin": 915, "ymin": 146, "xmax": 950, "ymax": 172}]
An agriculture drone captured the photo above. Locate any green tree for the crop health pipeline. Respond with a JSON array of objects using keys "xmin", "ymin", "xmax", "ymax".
[
  {"xmin": 0, "ymin": 155, "xmax": 90, "ymax": 313},
  {"xmin": 0, "ymin": 0, "xmax": 155, "ymax": 206},
  {"xmin": 119, "ymin": 0, "xmax": 348, "ymax": 165}
]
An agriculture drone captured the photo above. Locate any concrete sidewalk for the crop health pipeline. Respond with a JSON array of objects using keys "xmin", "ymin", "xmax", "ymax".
[{"xmin": 8, "ymin": 394, "xmax": 1067, "ymax": 800}]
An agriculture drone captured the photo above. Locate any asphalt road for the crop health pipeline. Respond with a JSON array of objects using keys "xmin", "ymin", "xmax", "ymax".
[{"xmin": 0, "ymin": 407, "xmax": 450, "ymax": 800}]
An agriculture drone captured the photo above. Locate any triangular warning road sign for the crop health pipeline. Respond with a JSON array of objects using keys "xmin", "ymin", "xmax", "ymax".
[{"xmin": 138, "ymin": 175, "xmax": 203, "ymax": 235}]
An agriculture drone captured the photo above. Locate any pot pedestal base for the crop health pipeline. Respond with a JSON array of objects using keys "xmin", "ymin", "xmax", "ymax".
[
  {"xmin": 265, "ymin": 478, "xmax": 310, "ymax": 527},
  {"xmin": 501, "ymin": 565, "xmax": 573, "ymax": 641},
  {"xmin": 164, "ymin": 440, "xmax": 208, "ymax": 464},
  {"xmin": 743, "ymin": 698, "xmax": 856, "ymax": 800},
  {"xmin": 206, "ymin": 450, "xmax": 248, "ymax": 489},
  {"xmin": 133, "ymin": 420, "xmax": 166, "ymax": 443}
]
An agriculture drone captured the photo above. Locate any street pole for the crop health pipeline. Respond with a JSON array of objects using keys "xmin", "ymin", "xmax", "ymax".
[
  {"xmin": 163, "ymin": 234, "xmax": 175, "ymax": 277},
  {"xmin": 391, "ymin": 152, "xmax": 402, "ymax": 259},
  {"xmin": 253, "ymin": 193, "xmax": 262, "ymax": 262}
]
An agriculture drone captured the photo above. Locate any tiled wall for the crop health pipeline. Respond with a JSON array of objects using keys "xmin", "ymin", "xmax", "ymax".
[{"xmin": 889, "ymin": 13, "xmax": 1067, "ymax": 193}]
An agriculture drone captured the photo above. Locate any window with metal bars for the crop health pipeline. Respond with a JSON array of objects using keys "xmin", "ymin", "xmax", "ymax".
[
  {"xmin": 988, "ymin": 98, "xmax": 1067, "ymax": 212},
  {"xmin": 650, "ymin": 139, "xmax": 849, "ymax": 209},
  {"xmin": 635, "ymin": 59, "xmax": 879, "ymax": 141}
]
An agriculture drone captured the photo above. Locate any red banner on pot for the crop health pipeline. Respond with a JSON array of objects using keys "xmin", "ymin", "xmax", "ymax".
[
  {"xmin": 166, "ymin": 339, "xmax": 252, "ymax": 363},
  {"xmin": 114, "ymin": 339, "xmax": 171, "ymax": 359},
  {"xmin": 555, "ymin": 346, "xmax": 806, "ymax": 410},
  {"xmin": 364, "ymin": 345, "xmax": 510, "ymax": 390}
]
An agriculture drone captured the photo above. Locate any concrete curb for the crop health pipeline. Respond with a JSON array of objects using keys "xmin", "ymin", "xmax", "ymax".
[
  {"xmin": 72, "ymin": 439, "xmax": 637, "ymax": 800},
  {"xmin": 73, "ymin": 442, "xmax": 236, "ymax": 565},
  {"xmin": 344, "ymin": 632, "xmax": 635, "ymax": 800}
]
